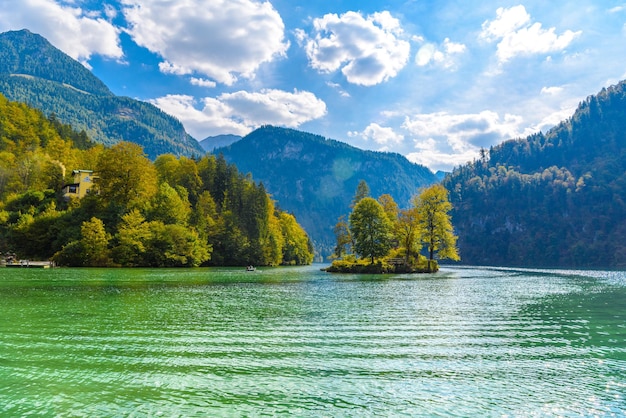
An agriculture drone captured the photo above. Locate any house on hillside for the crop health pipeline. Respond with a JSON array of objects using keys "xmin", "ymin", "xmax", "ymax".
[{"xmin": 62, "ymin": 169, "xmax": 98, "ymax": 199}]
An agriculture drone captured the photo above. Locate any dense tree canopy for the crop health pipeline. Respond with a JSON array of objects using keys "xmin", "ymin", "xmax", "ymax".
[{"xmin": 0, "ymin": 94, "xmax": 313, "ymax": 267}]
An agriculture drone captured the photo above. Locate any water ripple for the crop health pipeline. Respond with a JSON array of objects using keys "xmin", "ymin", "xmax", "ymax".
[{"xmin": 0, "ymin": 266, "xmax": 625, "ymax": 416}]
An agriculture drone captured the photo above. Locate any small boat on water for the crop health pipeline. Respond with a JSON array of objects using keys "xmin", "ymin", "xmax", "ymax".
[{"xmin": 246, "ymin": 265, "xmax": 256, "ymax": 272}]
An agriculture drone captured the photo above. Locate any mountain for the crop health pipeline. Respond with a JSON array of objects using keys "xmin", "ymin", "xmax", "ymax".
[
  {"xmin": 443, "ymin": 80, "xmax": 626, "ymax": 268},
  {"xmin": 200, "ymin": 134, "xmax": 242, "ymax": 151},
  {"xmin": 214, "ymin": 125, "xmax": 438, "ymax": 258},
  {"xmin": 0, "ymin": 29, "xmax": 203, "ymax": 159}
]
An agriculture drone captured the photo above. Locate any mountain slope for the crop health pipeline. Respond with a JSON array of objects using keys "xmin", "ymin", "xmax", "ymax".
[
  {"xmin": 443, "ymin": 80, "xmax": 626, "ymax": 268},
  {"xmin": 215, "ymin": 126, "xmax": 437, "ymax": 257},
  {"xmin": 200, "ymin": 134, "xmax": 242, "ymax": 151},
  {"xmin": 0, "ymin": 29, "xmax": 203, "ymax": 159}
]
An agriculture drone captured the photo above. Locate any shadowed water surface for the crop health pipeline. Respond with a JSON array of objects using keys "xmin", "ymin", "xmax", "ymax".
[{"xmin": 1, "ymin": 265, "xmax": 624, "ymax": 416}]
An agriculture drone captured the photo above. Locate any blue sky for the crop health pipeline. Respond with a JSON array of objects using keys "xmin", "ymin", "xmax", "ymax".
[{"xmin": 0, "ymin": 0, "xmax": 625, "ymax": 171}]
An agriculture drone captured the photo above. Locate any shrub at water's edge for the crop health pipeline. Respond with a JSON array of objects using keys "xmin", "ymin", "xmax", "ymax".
[
  {"xmin": 324, "ymin": 254, "xmax": 437, "ymax": 274},
  {"xmin": 324, "ymin": 181, "xmax": 458, "ymax": 274}
]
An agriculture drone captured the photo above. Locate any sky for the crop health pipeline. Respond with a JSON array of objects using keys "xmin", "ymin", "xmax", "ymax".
[{"xmin": 0, "ymin": 1, "xmax": 625, "ymax": 172}]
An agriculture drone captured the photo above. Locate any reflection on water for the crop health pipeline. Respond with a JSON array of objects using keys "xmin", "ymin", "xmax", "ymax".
[{"xmin": 0, "ymin": 265, "xmax": 624, "ymax": 416}]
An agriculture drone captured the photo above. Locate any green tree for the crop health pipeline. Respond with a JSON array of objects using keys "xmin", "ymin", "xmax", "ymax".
[
  {"xmin": 143, "ymin": 221, "xmax": 210, "ymax": 267},
  {"xmin": 148, "ymin": 182, "xmax": 191, "ymax": 225},
  {"xmin": 192, "ymin": 190, "xmax": 218, "ymax": 243},
  {"xmin": 333, "ymin": 215, "xmax": 352, "ymax": 258},
  {"xmin": 397, "ymin": 206, "xmax": 421, "ymax": 263},
  {"xmin": 349, "ymin": 197, "xmax": 393, "ymax": 264},
  {"xmin": 111, "ymin": 209, "xmax": 151, "ymax": 266},
  {"xmin": 80, "ymin": 217, "xmax": 112, "ymax": 267},
  {"xmin": 351, "ymin": 179, "xmax": 370, "ymax": 208},
  {"xmin": 416, "ymin": 184, "xmax": 460, "ymax": 271},
  {"xmin": 154, "ymin": 154, "xmax": 202, "ymax": 205}
]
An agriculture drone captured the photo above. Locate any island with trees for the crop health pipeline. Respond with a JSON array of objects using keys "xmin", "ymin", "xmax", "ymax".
[{"xmin": 325, "ymin": 180, "xmax": 459, "ymax": 274}]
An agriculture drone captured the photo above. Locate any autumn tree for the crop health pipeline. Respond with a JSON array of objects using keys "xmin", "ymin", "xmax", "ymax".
[
  {"xmin": 349, "ymin": 197, "xmax": 393, "ymax": 264},
  {"xmin": 279, "ymin": 212, "xmax": 314, "ymax": 265},
  {"xmin": 415, "ymin": 184, "xmax": 460, "ymax": 272},
  {"xmin": 397, "ymin": 206, "xmax": 421, "ymax": 263},
  {"xmin": 378, "ymin": 194, "xmax": 399, "ymax": 225},
  {"xmin": 96, "ymin": 141, "xmax": 158, "ymax": 212}
]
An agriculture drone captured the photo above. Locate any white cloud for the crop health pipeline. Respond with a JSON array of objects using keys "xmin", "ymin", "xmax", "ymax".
[
  {"xmin": 326, "ymin": 82, "xmax": 350, "ymax": 98},
  {"xmin": 121, "ymin": 0, "xmax": 288, "ymax": 85},
  {"xmin": 540, "ymin": 86, "xmax": 564, "ymax": 95},
  {"xmin": 480, "ymin": 5, "xmax": 531, "ymax": 41},
  {"xmin": 149, "ymin": 90, "xmax": 327, "ymax": 139},
  {"xmin": 406, "ymin": 142, "xmax": 478, "ymax": 173},
  {"xmin": 480, "ymin": 5, "xmax": 581, "ymax": 63},
  {"xmin": 299, "ymin": 10, "xmax": 410, "ymax": 86},
  {"xmin": 532, "ymin": 107, "xmax": 575, "ymax": 133},
  {"xmin": 0, "ymin": 0, "xmax": 123, "ymax": 63},
  {"xmin": 358, "ymin": 123, "xmax": 404, "ymax": 146},
  {"xmin": 190, "ymin": 78, "xmax": 217, "ymax": 88},
  {"xmin": 149, "ymin": 94, "xmax": 249, "ymax": 139},
  {"xmin": 415, "ymin": 38, "xmax": 466, "ymax": 69},
  {"xmin": 402, "ymin": 110, "xmax": 532, "ymax": 171},
  {"xmin": 218, "ymin": 89, "xmax": 327, "ymax": 127}
]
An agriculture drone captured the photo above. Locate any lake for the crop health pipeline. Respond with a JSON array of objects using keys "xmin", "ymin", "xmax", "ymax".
[{"xmin": 1, "ymin": 265, "xmax": 624, "ymax": 416}]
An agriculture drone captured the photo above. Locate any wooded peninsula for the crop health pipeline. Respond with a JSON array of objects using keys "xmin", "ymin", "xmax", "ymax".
[{"xmin": 0, "ymin": 94, "xmax": 313, "ymax": 267}]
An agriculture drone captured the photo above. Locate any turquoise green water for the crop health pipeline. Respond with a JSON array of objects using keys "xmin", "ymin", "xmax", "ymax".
[{"xmin": 0, "ymin": 265, "xmax": 624, "ymax": 416}]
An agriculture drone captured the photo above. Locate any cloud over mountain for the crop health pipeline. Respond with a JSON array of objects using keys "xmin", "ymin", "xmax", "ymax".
[
  {"xmin": 0, "ymin": 0, "xmax": 122, "ymax": 65},
  {"xmin": 402, "ymin": 110, "xmax": 531, "ymax": 171},
  {"xmin": 150, "ymin": 89, "xmax": 327, "ymax": 138},
  {"xmin": 0, "ymin": 1, "xmax": 622, "ymax": 171}
]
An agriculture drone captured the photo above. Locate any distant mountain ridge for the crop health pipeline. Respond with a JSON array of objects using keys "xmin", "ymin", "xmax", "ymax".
[
  {"xmin": 215, "ymin": 126, "xmax": 437, "ymax": 258},
  {"xmin": 0, "ymin": 29, "xmax": 203, "ymax": 159},
  {"xmin": 444, "ymin": 80, "xmax": 626, "ymax": 268},
  {"xmin": 200, "ymin": 134, "xmax": 242, "ymax": 151}
]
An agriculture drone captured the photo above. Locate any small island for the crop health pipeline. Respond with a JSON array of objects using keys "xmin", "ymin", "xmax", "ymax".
[{"xmin": 324, "ymin": 181, "xmax": 459, "ymax": 274}]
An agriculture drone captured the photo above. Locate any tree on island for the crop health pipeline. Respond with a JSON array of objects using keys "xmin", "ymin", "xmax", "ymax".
[
  {"xmin": 349, "ymin": 197, "xmax": 393, "ymax": 264},
  {"xmin": 332, "ymin": 215, "xmax": 353, "ymax": 259},
  {"xmin": 415, "ymin": 184, "xmax": 460, "ymax": 272},
  {"xmin": 327, "ymin": 182, "xmax": 460, "ymax": 273}
]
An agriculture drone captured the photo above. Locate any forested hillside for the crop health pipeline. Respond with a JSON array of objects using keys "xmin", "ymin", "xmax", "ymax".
[
  {"xmin": 444, "ymin": 80, "xmax": 626, "ymax": 268},
  {"xmin": 0, "ymin": 94, "xmax": 313, "ymax": 267},
  {"xmin": 216, "ymin": 126, "xmax": 437, "ymax": 257},
  {"xmin": 0, "ymin": 29, "xmax": 203, "ymax": 159}
]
